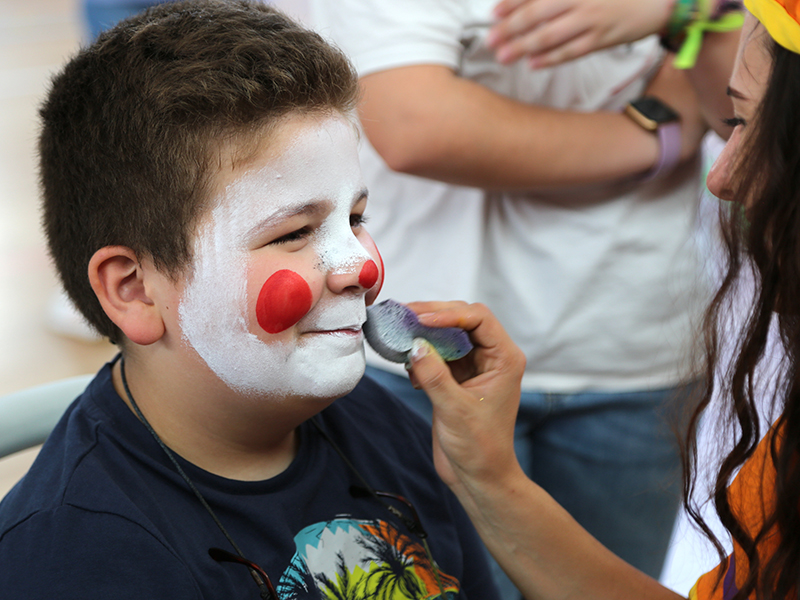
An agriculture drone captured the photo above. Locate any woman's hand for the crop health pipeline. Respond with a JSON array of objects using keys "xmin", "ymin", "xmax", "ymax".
[
  {"xmin": 487, "ymin": 0, "xmax": 673, "ymax": 69},
  {"xmin": 404, "ymin": 301, "xmax": 526, "ymax": 492},
  {"xmin": 405, "ymin": 302, "xmax": 681, "ymax": 600}
]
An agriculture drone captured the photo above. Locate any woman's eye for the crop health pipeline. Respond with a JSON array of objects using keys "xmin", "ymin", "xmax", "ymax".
[
  {"xmin": 722, "ymin": 117, "xmax": 745, "ymax": 128},
  {"xmin": 350, "ymin": 213, "xmax": 367, "ymax": 228},
  {"xmin": 271, "ymin": 226, "xmax": 311, "ymax": 245}
]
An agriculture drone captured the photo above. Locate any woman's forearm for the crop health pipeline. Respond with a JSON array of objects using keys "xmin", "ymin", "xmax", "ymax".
[
  {"xmin": 451, "ymin": 467, "xmax": 685, "ymax": 600},
  {"xmin": 404, "ymin": 304, "xmax": 686, "ymax": 600}
]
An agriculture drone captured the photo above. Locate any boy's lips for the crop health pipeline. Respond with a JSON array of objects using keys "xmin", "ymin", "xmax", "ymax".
[
  {"xmin": 305, "ymin": 325, "xmax": 363, "ymax": 335},
  {"xmin": 301, "ymin": 296, "xmax": 367, "ymax": 336}
]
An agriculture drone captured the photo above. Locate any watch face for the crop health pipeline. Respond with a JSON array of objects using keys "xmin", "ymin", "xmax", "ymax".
[{"xmin": 630, "ymin": 97, "xmax": 679, "ymax": 124}]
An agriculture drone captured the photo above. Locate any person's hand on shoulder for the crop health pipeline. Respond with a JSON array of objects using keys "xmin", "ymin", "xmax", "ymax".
[
  {"xmin": 487, "ymin": 0, "xmax": 673, "ymax": 68},
  {"xmin": 404, "ymin": 301, "xmax": 526, "ymax": 494}
]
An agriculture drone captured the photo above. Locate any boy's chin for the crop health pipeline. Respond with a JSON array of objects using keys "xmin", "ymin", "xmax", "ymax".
[
  {"xmin": 296, "ymin": 355, "xmax": 367, "ymax": 400},
  {"xmin": 221, "ymin": 352, "xmax": 367, "ymax": 401}
]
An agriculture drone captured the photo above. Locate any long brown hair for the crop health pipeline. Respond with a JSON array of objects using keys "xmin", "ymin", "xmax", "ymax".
[{"xmin": 683, "ymin": 38, "xmax": 800, "ymax": 599}]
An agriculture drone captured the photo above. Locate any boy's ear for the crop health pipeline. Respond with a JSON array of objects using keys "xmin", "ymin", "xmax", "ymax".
[{"xmin": 88, "ymin": 246, "xmax": 166, "ymax": 346}]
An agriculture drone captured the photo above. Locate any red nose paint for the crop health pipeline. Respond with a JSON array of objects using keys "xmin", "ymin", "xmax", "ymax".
[
  {"xmin": 375, "ymin": 250, "xmax": 385, "ymax": 297},
  {"xmin": 359, "ymin": 260, "xmax": 379, "ymax": 289},
  {"xmin": 256, "ymin": 270, "xmax": 313, "ymax": 334},
  {"xmin": 365, "ymin": 249, "xmax": 385, "ymax": 306}
]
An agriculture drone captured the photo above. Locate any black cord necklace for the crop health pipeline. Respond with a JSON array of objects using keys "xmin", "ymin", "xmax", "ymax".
[
  {"xmin": 308, "ymin": 418, "xmax": 446, "ymax": 595},
  {"xmin": 119, "ymin": 357, "xmax": 445, "ymax": 599},
  {"xmin": 120, "ymin": 358, "xmax": 276, "ymax": 600}
]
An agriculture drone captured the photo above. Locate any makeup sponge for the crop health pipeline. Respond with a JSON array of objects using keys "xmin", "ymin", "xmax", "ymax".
[{"xmin": 364, "ymin": 299, "xmax": 473, "ymax": 363}]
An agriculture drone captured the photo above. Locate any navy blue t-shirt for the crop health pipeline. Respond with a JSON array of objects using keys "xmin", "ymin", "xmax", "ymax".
[{"xmin": 0, "ymin": 360, "xmax": 498, "ymax": 599}]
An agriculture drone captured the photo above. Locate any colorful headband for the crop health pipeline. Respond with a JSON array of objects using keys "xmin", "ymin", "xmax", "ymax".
[{"xmin": 745, "ymin": 0, "xmax": 800, "ymax": 54}]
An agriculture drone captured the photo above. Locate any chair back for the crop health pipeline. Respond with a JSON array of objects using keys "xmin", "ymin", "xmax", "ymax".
[{"xmin": 0, "ymin": 375, "xmax": 93, "ymax": 458}]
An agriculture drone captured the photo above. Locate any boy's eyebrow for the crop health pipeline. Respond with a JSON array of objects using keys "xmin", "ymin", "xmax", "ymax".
[
  {"xmin": 244, "ymin": 201, "xmax": 326, "ymax": 239},
  {"xmin": 244, "ymin": 188, "xmax": 368, "ymax": 240}
]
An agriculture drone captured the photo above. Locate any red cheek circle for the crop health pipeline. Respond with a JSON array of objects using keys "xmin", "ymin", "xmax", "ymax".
[
  {"xmin": 359, "ymin": 260, "xmax": 379, "ymax": 289},
  {"xmin": 256, "ymin": 270, "xmax": 313, "ymax": 334}
]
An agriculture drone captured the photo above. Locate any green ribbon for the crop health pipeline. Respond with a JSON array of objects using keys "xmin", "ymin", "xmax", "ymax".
[{"xmin": 673, "ymin": 9, "xmax": 745, "ymax": 69}]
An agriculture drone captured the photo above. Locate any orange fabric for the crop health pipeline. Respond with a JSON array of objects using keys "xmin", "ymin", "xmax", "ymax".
[
  {"xmin": 780, "ymin": 0, "xmax": 800, "ymax": 20},
  {"xmin": 690, "ymin": 425, "xmax": 786, "ymax": 600}
]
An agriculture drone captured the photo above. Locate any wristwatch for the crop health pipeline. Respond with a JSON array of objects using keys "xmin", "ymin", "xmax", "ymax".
[{"xmin": 624, "ymin": 96, "xmax": 682, "ymax": 182}]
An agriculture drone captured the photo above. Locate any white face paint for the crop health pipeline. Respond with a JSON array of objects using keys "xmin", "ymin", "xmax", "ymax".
[{"xmin": 178, "ymin": 114, "xmax": 381, "ymax": 399}]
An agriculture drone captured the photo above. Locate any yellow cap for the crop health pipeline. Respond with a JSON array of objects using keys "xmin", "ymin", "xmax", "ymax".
[{"xmin": 745, "ymin": 0, "xmax": 800, "ymax": 53}]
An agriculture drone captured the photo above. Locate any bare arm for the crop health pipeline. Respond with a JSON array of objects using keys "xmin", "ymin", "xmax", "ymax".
[
  {"xmin": 359, "ymin": 63, "xmax": 703, "ymax": 189},
  {"xmin": 405, "ymin": 301, "xmax": 685, "ymax": 600},
  {"xmin": 487, "ymin": 0, "xmax": 741, "ymax": 139},
  {"xmin": 447, "ymin": 468, "xmax": 685, "ymax": 600}
]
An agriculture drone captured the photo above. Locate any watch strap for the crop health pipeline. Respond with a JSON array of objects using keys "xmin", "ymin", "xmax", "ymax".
[{"xmin": 642, "ymin": 120, "xmax": 681, "ymax": 182}]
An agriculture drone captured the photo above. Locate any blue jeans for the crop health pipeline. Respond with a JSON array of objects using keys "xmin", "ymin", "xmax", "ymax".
[{"xmin": 365, "ymin": 366, "xmax": 694, "ymax": 600}]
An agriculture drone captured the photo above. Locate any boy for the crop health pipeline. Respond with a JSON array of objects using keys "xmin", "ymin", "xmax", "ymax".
[{"xmin": 0, "ymin": 2, "xmax": 498, "ymax": 598}]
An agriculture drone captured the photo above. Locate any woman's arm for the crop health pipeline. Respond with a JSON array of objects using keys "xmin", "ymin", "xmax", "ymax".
[
  {"xmin": 405, "ymin": 301, "xmax": 685, "ymax": 600},
  {"xmin": 486, "ymin": 0, "xmax": 742, "ymax": 139},
  {"xmin": 359, "ymin": 60, "xmax": 706, "ymax": 191}
]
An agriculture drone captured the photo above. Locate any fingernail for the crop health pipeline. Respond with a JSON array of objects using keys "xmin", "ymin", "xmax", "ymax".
[{"xmin": 410, "ymin": 338, "xmax": 429, "ymax": 363}]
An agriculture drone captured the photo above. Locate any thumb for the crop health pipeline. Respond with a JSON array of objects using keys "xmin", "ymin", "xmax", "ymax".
[{"xmin": 407, "ymin": 338, "xmax": 459, "ymax": 403}]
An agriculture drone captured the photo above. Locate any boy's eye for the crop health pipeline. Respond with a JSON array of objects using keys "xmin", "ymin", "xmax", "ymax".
[
  {"xmin": 350, "ymin": 213, "xmax": 367, "ymax": 229},
  {"xmin": 271, "ymin": 226, "xmax": 312, "ymax": 245}
]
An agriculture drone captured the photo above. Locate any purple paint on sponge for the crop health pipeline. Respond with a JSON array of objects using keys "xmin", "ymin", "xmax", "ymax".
[{"xmin": 364, "ymin": 299, "xmax": 473, "ymax": 363}]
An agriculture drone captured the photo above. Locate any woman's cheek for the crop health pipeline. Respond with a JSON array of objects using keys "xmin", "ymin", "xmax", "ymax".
[{"xmin": 255, "ymin": 269, "xmax": 313, "ymax": 334}]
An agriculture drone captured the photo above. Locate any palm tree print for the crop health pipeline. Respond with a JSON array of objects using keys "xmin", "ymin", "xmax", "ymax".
[
  {"xmin": 278, "ymin": 561, "xmax": 321, "ymax": 599},
  {"xmin": 357, "ymin": 530, "xmax": 423, "ymax": 599},
  {"xmin": 314, "ymin": 551, "xmax": 366, "ymax": 600},
  {"xmin": 275, "ymin": 517, "xmax": 460, "ymax": 599}
]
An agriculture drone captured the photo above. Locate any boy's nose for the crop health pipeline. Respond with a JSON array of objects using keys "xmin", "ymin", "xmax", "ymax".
[
  {"xmin": 326, "ymin": 255, "xmax": 380, "ymax": 295},
  {"xmin": 359, "ymin": 260, "xmax": 379, "ymax": 289}
]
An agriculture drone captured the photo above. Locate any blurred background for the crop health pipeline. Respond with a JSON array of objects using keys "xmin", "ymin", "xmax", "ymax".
[{"xmin": 0, "ymin": 0, "xmax": 116, "ymax": 496}]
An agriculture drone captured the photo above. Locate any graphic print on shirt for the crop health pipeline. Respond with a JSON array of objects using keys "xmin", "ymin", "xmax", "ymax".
[{"xmin": 275, "ymin": 517, "xmax": 460, "ymax": 599}]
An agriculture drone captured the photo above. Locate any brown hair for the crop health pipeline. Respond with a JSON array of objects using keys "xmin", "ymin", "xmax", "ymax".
[
  {"xmin": 683, "ymin": 39, "xmax": 800, "ymax": 600},
  {"xmin": 39, "ymin": 0, "xmax": 358, "ymax": 344}
]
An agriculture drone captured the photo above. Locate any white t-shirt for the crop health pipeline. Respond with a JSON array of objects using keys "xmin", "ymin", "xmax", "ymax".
[{"xmin": 311, "ymin": 0, "xmax": 707, "ymax": 392}]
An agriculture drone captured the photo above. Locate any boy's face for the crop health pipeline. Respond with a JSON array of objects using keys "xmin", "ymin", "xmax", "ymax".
[{"xmin": 177, "ymin": 113, "xmax": 383, "ymax": 400}]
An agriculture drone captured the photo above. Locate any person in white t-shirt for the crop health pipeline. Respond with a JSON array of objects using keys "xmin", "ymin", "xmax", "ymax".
[{"xmin": 310, "ymin": 0, "xmax": 739, "ymax": 597}]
